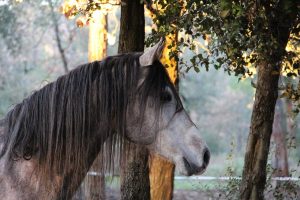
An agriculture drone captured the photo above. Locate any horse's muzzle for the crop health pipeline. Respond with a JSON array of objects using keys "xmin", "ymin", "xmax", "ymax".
[{"xmin": 183, "ymin": 148, "xmax": 210, "ymax": 176}]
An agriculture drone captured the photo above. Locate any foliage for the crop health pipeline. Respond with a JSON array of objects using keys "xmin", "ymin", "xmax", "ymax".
[
  {"xmin": 63, "ymin": 0, "xmax": 299, "ymax": 84},
  {"xmin": 221, "ymin": 140, "xmax": 241, "ymax": 199},
  {"xmin": 146, "ymin": 0, "xmax": 300, "ymax": 113},
  {"xmin": 60, "ymin": 0, "xmax": 120, "ymax": 27},
  {"xmin": 0, "ymin": 0, "xmax": 89, "ymax": 118},
  {"xmin": 1, "ymin": 3, "xmax": 300, "ymax": 197},
  {"xmin": 0, "ymin": 4, "xmax": 21, "ymax": 53},
  {"xmin": 218, "ymin": 139, "xmax": 300, "ymax": 199},
  {"xmin": 264, "ymin": 143, "xmax": 300, "ymax": 199},
  {"xmin": 147, "ymin": 0, "xmax": 298, "ymax": 74}
]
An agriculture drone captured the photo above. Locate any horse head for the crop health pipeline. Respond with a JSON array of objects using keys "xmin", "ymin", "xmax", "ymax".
[{"xmin": 126, "ymin": 38, "xmax": 210, "ymax": 176}]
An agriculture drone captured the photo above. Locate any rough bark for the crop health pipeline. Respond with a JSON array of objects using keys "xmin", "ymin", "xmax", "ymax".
[
  {"xmin": 118, "ymin": 1, "xmax": 149, "ymax": 200},
  {"xmin": 120, "ymin": 146, "xmax": 150, "ymax": 200},
  {"xmin": 240, "ymin": 60, "xmax": 280, "ymax": 200},
  {"xmin": 240, "ymin": 1, "xmax": 298, "ymax": 199},
  {"xmin": 118, "ymin": 0, "xmax": 145, "ymax": 53}
]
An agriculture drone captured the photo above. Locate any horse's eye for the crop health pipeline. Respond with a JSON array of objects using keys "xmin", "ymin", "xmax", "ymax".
[{"xmin": 160, "ymin": 91, "xmax": 172, "ymax": 102}]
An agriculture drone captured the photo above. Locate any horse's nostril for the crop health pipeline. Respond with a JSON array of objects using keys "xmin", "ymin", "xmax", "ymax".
[{"xmin": 203, "ymin": 148, "xmax": 210, "ymax": 167}]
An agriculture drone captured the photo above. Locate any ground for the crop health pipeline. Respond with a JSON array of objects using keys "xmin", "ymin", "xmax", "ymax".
[
  {"xmin": 73, "ymin": 179, "xmax": 300, "ymax": 200},
  {"xmin": 105, "ymin": 188, "xmax": 225, "ymax": 200},
  {"xmin": 105, "ymin": 187, "xmax": 300, "ymax": 200}
]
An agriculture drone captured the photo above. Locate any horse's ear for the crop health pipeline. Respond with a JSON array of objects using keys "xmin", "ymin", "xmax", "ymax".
[{"xmin": 139, "ymin": 38, "xmax": 165, "ymax": 66}]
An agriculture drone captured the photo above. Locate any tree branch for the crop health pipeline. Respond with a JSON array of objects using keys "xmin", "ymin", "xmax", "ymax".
[{"xmin": 48, "ymin": 0, "xmax": 69, "ymax": 73}]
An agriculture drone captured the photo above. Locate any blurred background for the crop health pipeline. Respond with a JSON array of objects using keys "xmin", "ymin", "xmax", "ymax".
[{"xmin": 1, "ymin": 0, "xmax": 299, "ymax": 199}]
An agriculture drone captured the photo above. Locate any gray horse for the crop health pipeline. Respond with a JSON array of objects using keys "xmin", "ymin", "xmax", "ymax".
[{"xmin": 0, "ymin": 39, "xmax": 210, "ymax": 200}]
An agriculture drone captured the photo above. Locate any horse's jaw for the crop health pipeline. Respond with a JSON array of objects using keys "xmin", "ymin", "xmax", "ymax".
[{"xmin": 147, "ymin": 111, "xmax": 210, "ymax": 176}]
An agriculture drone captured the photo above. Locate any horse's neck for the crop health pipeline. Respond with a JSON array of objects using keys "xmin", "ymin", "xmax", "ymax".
[{"xmin": 0, "ymin": 127, "xmax": 103, "ymax": 200}]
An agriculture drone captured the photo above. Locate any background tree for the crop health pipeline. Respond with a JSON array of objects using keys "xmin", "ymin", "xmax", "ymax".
[
  {"xmin": 0, "ymin": 0, "xmax": 86, "ymax": 118},
  {"xmin": 47, "ymin": 0, "xmax": 69, "ymax": 73},
  {"xmin": 272, "ymin": 98, "xmax": 289, "ymax": 177},
  {"xmin": 117, "ymin": 1, "xmax": 150, "ymax": 200},
  {"xmin": 237, "ymin": 2, "xmax": 298, "ymax": 199},
  {"xmin": 147, "ymin": 0, "xmax": 300, "ymax": 199}
]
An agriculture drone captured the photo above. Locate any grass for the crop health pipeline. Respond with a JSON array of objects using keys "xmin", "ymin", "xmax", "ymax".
[{"xmin": 174, "ymin": 180, "xmax": 226, "ymax": 190}]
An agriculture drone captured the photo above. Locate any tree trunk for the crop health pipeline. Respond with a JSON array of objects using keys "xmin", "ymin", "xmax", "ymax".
[
  {"xmin": 118, "ymin": 1, "xmax": 149, "ymax": 200},
  {"xmin": 120, "ymin": 146, "xmax": 150, "ymax": 200},
  {"xmin": 285, "ymin": 100, "xmax": 296, "ymax": 149},
  {"xmin": 48, "ymin": 0, "xmax": 69, "ymax": 73},
  {"xmin": 88, "ymin": 11, "xmax": 107, "ymax": 62},
  {"xmin": 240, "ymin": 60, "xmax": 280, "ymax": 200},
  {"xmin": 240, "ymin": 1, "xmax": 298, "ymax": 199},
  {"xmin": 149, "ymin": 34, "xmax": 178, "ymax": 200},
  {"xmin": 118, "ymin": 0, "xmax": 145, "ymax": 53}
]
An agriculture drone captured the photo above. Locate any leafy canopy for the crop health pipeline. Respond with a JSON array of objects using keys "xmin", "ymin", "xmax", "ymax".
[
  {"xmin": 146, "ymin": 0, "xmax": 300, "ymax": 110},
  {"xmin": 33, "ymin": 0, "xmax": 300, "ymax": 111}
]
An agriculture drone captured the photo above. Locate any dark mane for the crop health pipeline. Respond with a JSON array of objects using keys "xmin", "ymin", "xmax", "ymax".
[{"xmin": 0, "ymin": 53, "xmax": 182, "ymax": 182}]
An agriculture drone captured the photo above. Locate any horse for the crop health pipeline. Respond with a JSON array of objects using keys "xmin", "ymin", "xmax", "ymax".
[{"xmin": 0, "ymin": 39, "xmax": 210, "ymax": 200}]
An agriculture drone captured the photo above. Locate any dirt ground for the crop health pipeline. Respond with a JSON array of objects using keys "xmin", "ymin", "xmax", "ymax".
[
  {"xmin": 105, "ymin": 188, "xmax": 226, "ymax": 200},
  {"xmin": 105, "ymin": 188, "xmax": 300, "ymax": 200}
]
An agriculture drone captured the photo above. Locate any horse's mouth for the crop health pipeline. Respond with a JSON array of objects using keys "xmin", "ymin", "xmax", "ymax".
[{"xmin": 182, "ymin": 157, "xmax": 208, "ymax": 176}]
